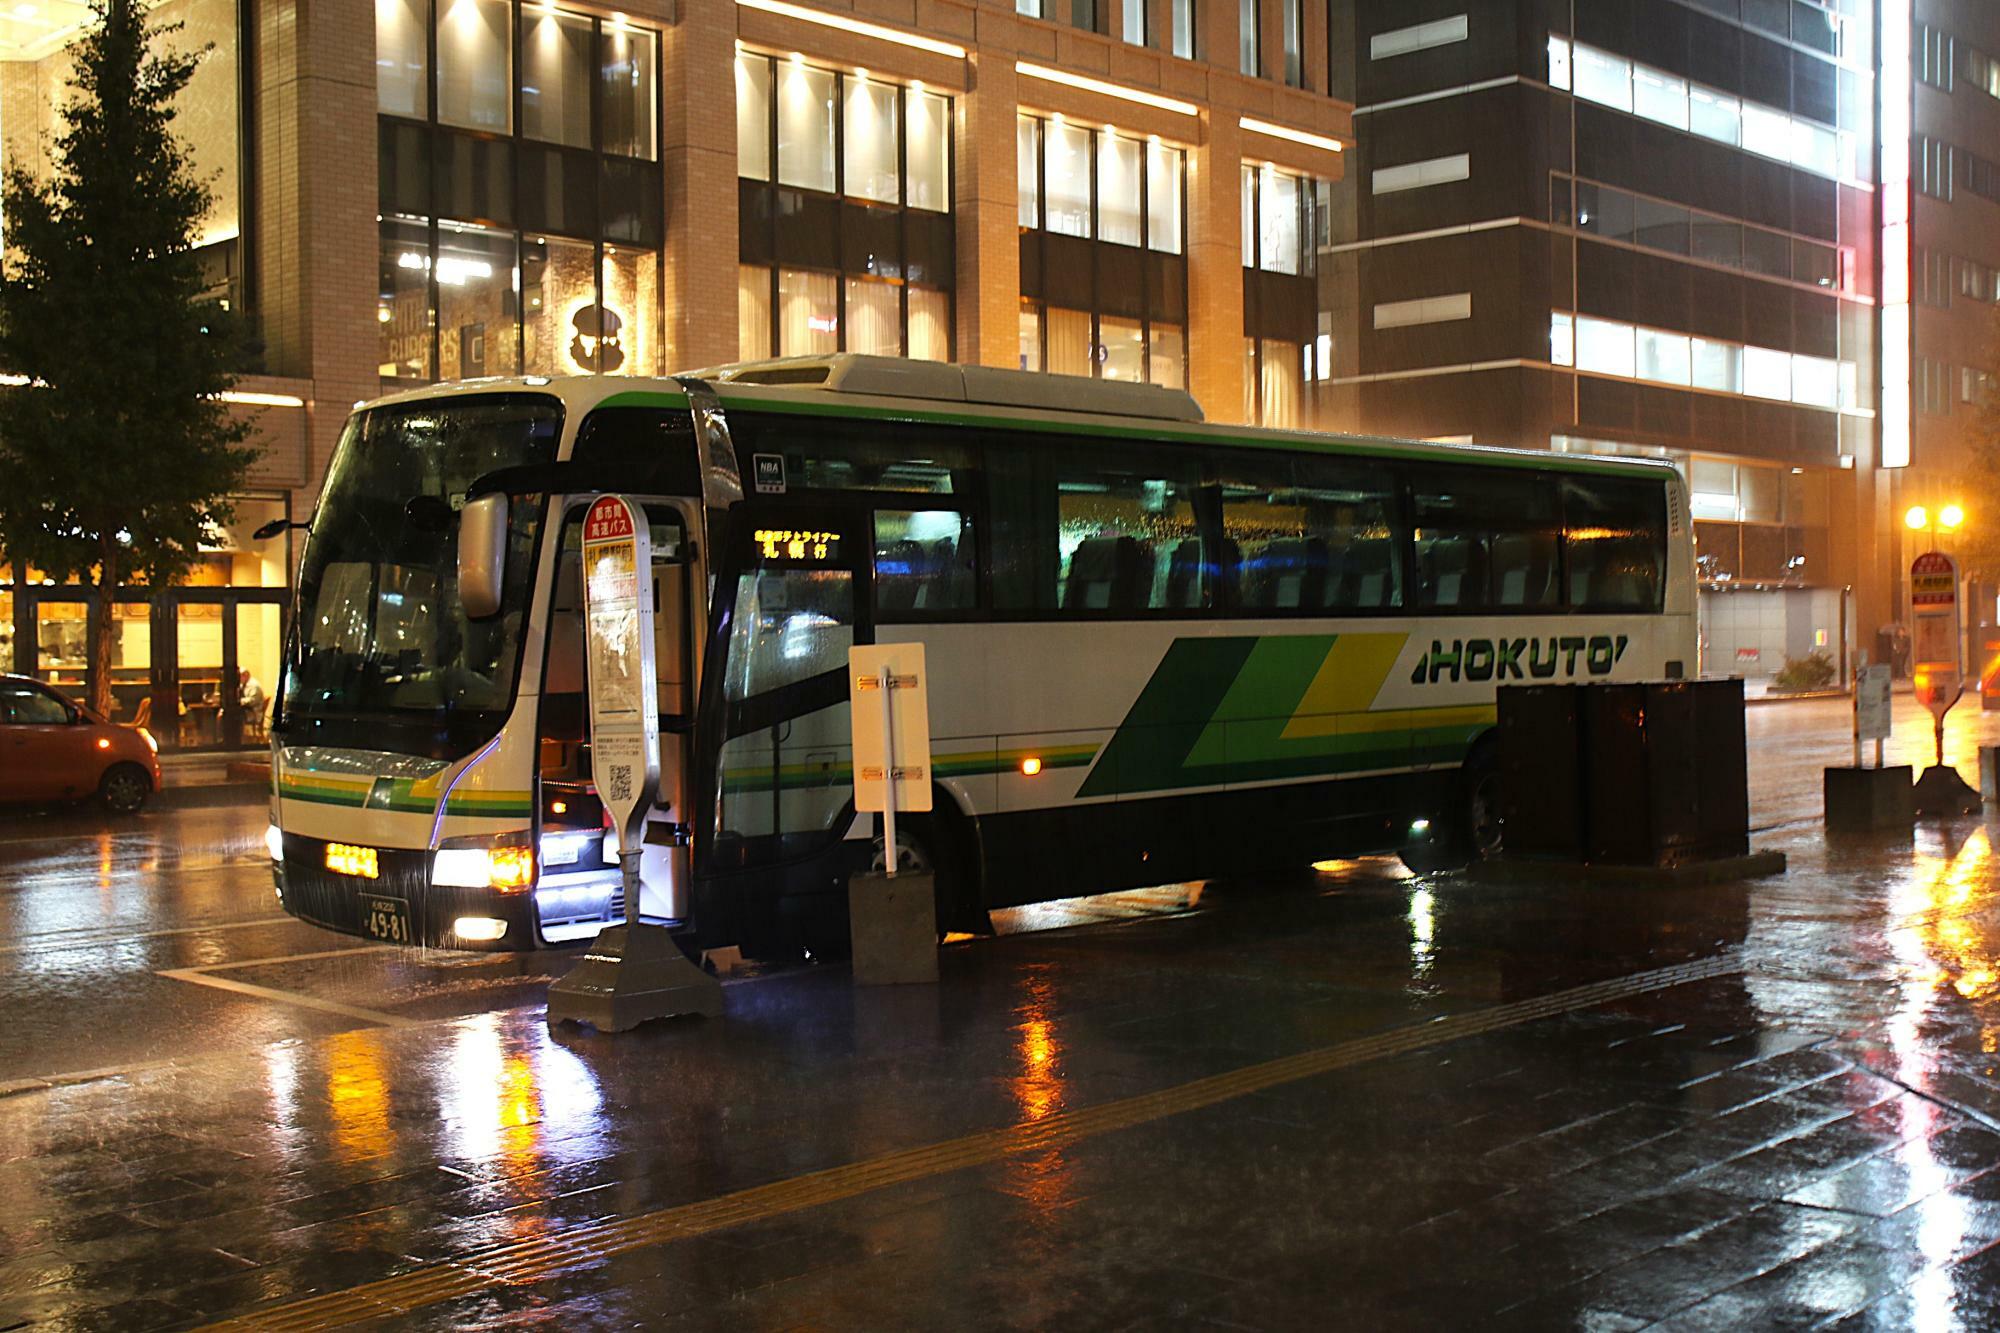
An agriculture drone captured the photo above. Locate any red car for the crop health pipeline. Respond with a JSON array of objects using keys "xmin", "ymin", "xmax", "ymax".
[{"xmin": 0, "ymin": 674, "xmax": 161, "ymax": 814}]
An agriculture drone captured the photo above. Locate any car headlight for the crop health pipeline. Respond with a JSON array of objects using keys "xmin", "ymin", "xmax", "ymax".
[{"xmin": 139, "ymin": 727, "xmax": 158, "ymax": 753}]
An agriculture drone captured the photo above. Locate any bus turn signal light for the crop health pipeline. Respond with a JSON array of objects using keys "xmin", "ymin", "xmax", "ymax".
[
  {"xmin": 1020, "ymin": 756, "xmax": 1042, "ymax": 776},
  {"xmin": 487, "ymin": 845, "xmax": 536, "ymax": 891}
]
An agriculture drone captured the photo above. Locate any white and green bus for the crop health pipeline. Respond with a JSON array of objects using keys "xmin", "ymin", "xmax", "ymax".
[{"xmin": 266, "ymin": 355, "xmax": 1696, "ymax": 956}]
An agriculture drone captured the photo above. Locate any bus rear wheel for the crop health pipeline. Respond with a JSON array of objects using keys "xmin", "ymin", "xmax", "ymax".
[{"xmin": 1398, "ymin": 751, "xmax": 1501, "ymax": 875}]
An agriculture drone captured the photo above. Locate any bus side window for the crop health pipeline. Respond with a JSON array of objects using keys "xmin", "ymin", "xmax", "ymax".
[
  {"xmin": 1283, "ymin": 456, "xmax": 1404, "ymax": 612},
  {"xmin": 873, "ymin": 510, "xmax": 976, "ymax": 618},
  {"xmin": 1054, "ymin": 452, "xmax": 1204, "ymax": 614},
  {"xmin": 1562, "ymin": 477, "xmax": 1667, "ymax": 611},
  {"xmin": 1409, "ymin": 468, "xmax": 1559, "ymax": 611}
]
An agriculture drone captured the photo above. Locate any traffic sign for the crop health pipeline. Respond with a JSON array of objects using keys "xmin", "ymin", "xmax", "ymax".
[{"xmin": 1911, "ymin": 550, "xmax": 1963, "ymax": 720}]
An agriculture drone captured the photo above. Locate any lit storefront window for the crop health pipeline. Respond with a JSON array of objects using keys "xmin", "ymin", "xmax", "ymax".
[
  {"xmin": 738, "ymin": 51, "xmax": 954, "ymax": 361},
  {"xmin": 377, "ymin": 0, "xmax": 663, "ymax": 382}
]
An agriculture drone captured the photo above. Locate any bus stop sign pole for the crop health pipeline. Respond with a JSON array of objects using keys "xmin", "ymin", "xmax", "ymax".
[
  {"xmin": 1911, "ymin": 550, "xmax": 1980, "ymax": 816},
  {"xmin": 548, "ymin": 494, "xmax": 721, "ymax": 1030}
]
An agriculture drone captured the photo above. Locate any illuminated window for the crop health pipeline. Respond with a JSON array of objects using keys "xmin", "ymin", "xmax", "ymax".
[
  {"xmin": 1574, "ymin": 316, "xmax": 1634, "ymax": 377},
  {"xmin": 844, "ymin": 77, "xmax": 900, "ymax": 205},
  {"xmin": 737, "ymin": 54, "xmax": 771, "ymax": 182},
  {"xmin": 377, "ymin": 0, "xmax": 428, "ymax": 118},
  {"xmin": 1742, "ymin": 345, "xmax": 1792, "ymax": 401},
  {"xmin": 906, "ymin": 90, "xmax": 951, "ymax": 213},
  {"xmin": 1098, "ymin": 133, "xmax": 1143, "ymax": 247},
  {"xmin": 1370, "ymin": 14, "xmax": 1466, "ymax": 60},
  {"xmin": 436, "ymin": 0, "xmax": 511, "ymax": 132},
  {"xmin": 777, "ymin": 61, "xmax": 836, "ymax": 193},
  {"xmin": 521, "ymin": 9, "xmax": 592, "ymax": 149}
]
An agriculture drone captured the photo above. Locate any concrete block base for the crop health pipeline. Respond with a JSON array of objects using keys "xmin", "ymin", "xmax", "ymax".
[
  {"xmin": 546, "ymin": 924, "xmax": 723, "ymax": 1031},
  {"xmin": 850, "ymin": 872, "xmax": 938, "ymax": 986},
  {"xmin": 1981, "ymin": 747, "xmax": 2000, "ymax": 802},
  {"xmin": 1824, "ymin": 765, "xmax": 1916, "ymax": 832},
  {"xmin": 1914, "ymin": 765, "xmax": 1983, "ymax": 817}
]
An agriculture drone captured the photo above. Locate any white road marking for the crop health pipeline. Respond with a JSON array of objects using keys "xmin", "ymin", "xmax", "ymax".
[
  {"xmin": 0, "ymin": 914, "xmax": 297, "ymax": 955},
  {"xmin": 156, "ymin": 966, "xmax": 419, "ymax": 1029}
]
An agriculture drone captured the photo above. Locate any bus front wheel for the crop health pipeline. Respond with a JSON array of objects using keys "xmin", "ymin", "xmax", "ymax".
[
  {"xmin": 870, "ymin": 815, "xmax": 991, "ymax": 940},
  {"xmin": 1398, "ymin": 751, "xmax": 1502, "ymax": 875}
]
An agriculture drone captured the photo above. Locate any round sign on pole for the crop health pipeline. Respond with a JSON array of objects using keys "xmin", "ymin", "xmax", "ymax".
[{"xmin": 1911, "ymin": 550, "xmax": 1963, "ymax": 720}]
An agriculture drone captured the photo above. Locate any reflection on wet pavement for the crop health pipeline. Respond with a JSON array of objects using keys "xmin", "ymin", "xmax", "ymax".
[{"xmin": 11, "ymin": 700, "xmax": 2000, "ymax": 1326}]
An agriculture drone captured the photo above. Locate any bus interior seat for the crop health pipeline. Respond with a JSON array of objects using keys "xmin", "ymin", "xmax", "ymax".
[
  {"xmin": 1349, "ymin": 539, "xmax": 1392, "ymax": 608},
  {"xmin": 1064, "ymin": 536, "xmax": 1150, "ymax": 611},
  {"xmin": 875, "ymin": 540, "xmax": 928, "ymax": 613},
  {"xmin": 1244, "ymin": 537, "xmax": 1327, "ymax": 609},
  {"xmin": 1165, "ymin": 540, "xmax": 1204, "ymax": 608},
  {"xmin": 929, "ymin": 538, "xmax": 973, "ymax": 607},
  {"xmin": 1494, "ymin": 534, "xmax": 1555, "ymax": 607},
  {"xmin": 1422, "ymin": 536, "xmax": 1477, "ymax": 607}
]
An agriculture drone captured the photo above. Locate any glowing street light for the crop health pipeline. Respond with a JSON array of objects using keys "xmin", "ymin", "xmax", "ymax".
[
  {"xmin": 1907, "ymin": 505, "xmax": 1930, "ymax": 530},
  {"xmin": 1940, "ymin": 503, "xmax": 1966, "ymax": 531}
]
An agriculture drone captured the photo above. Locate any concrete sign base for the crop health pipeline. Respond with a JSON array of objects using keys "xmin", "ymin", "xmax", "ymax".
[
  {"xmin": 1913, "ymin": 765, "xmax": 1982, "ymax": 817},
  {"xmin": 547, "ymin": 923, "xmax": 723, "ymax": 1031},
  {"xmin": 1824, "ymin": 765, "xmax": 1916, "ymax": 832},
  {"xmin": 850, "ymin": 871, "xmax": 938, "ymax": 986}
]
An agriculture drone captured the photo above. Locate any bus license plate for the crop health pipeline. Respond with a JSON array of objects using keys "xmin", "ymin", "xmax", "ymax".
[{"xmin": 361, "ymin": 894, "xmax": 412, "ymax": 944}]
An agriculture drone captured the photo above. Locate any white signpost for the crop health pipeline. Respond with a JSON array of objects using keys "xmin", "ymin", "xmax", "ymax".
[
  {"xmin": 849, "ymin": 642, "xmax": 932, "ymax": 875},
  {"xmin": 1854, "ymin": 662, "xmax": 1892, "ymax": 768},
  {"xmin": 846, "ymin": 642, "xmax": 936, "ymax": 986},
  {"xmin": 547, "ymin": 494, "xmax": 721, "ymax": 1030}
]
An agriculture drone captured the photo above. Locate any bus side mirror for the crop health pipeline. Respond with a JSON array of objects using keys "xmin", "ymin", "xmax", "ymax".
[{"xmin": 459, "ymin": 493, "xmax": 508, "ymax": 619}]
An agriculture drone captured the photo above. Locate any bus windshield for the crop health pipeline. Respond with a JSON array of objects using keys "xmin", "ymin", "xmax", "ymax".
[{"xmin": 276, "ymin": 395, "xmax": 563, "ymax": 759}]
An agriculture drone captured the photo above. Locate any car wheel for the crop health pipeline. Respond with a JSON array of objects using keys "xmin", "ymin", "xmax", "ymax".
[{"xmin": 99, "ymin": 763, "xmax": 151, "ymax": 816}]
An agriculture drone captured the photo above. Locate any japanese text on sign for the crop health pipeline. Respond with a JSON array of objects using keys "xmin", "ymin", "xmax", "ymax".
[{"xmin": 754, "ymin": 528, "xmax": 839, "ymax": 562}]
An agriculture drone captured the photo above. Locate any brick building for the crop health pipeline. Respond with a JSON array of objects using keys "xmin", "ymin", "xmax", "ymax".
[{"xmin": 0, "ymin": 0, "xmax": 1352, "ymax": 742}]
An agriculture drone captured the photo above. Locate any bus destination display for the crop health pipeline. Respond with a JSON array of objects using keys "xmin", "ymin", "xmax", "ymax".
[{"xmin": 755, "ymin": 528, "xmax": 841, "ymax": 563}]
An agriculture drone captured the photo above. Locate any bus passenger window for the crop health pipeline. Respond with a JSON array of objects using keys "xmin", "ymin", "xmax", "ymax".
[
  {"xmin": 1410, "ymin": 469, "xmax": 1559, "ymax": 611},
  {"xmin": 1056, "ymin": 460, "xmax": 1202, "ymax": 613},
  {"xmin": 1562, "ymin": 477, "xmax": 1667, "ymax": 610},
  {"xmin": 1226, "ymin": 461, "xmax": 1400, "ymax": 612},
  {"xmin": 873, "ymin": 510, "xmax": 976, "ymax": 617}
]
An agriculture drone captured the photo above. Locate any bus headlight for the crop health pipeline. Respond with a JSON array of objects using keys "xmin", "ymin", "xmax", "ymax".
[
  {"xmin": 265, "ymin": 824, "xmax": 285, "ymax": 862},
  {"xmin": 432, "ymin": 832, "xmax": 536, "ymax": 892}
]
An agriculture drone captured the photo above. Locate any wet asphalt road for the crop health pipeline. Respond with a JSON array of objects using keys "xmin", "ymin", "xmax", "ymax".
[{"xmin": 6, "ymin": 696, "xmax": 2000, "ymax": 1328}]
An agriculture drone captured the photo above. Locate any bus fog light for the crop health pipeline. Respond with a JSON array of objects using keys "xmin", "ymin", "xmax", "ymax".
[
  {"xmin": 265, "ymin": 824, "xmax": 285, "ymax": 862},
  {"xmin": 454, "ymin": 916, "xmax": 508, "ymax": 942}
]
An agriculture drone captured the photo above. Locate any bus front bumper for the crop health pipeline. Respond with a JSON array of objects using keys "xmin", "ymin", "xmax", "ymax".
[{"xmin": 273, "ymin": 834, "xmax": 542, "ymax": 951}]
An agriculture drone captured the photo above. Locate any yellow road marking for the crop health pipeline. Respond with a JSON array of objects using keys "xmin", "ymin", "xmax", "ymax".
[{"xmin": 202, "ymin": 951, "xmax": 1742, "ymax": 1331}]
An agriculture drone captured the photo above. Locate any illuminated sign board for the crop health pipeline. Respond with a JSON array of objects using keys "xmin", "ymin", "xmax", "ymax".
[{"xmin": 754, "ymin": 528, "xmax": 841, "ymax": 562}]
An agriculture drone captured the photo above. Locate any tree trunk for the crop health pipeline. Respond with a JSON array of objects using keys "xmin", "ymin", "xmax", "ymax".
[{"xmin": 90, "ymin": 536, "xmax": 117, "ymax": 717}]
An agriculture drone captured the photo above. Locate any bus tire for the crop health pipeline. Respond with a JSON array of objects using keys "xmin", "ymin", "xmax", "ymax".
[
  {"xmin": 1398, "ymin": 747, "xmax": 1501, "ymax": 875},
  {"xmin": 872, "ymin": 813, "xmax": 990, "ymax": 940}
]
